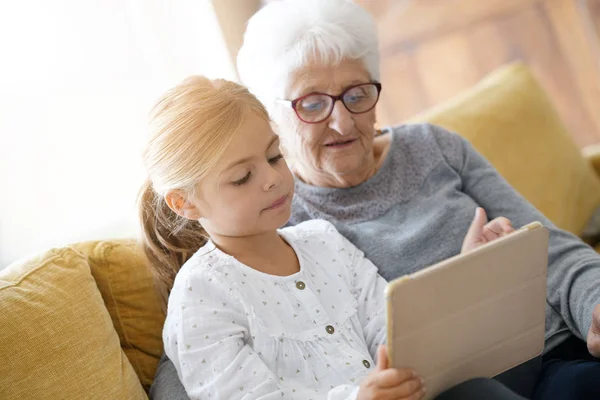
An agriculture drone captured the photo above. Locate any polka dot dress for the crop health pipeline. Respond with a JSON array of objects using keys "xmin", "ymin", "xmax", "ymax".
[{"xmin": 163, "ymin": 220, "xmax": 388, "ymax": 399}]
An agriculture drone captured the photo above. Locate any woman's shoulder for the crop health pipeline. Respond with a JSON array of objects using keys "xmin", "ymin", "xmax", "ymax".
[
  {"xmin": 385, "ymin": 123, "xmax": 466, "ymax": 168},
  {"xmin": 386, "ymin": 123, "xmax": 461, "ymax": 145}
]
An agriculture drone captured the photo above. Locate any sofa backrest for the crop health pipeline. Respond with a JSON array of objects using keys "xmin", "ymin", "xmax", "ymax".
[{"xmin": 72, "ymin": 239, "xmax": 164, "ymax": 391}]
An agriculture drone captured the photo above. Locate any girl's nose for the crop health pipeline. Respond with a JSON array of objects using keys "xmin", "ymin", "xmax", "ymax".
[{"xmin": 263, "ymin": 166, "xmax": 282, "ymax": 191}]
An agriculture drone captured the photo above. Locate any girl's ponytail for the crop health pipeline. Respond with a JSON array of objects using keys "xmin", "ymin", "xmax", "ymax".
[{"xmin": 138, "ymin": 180, "xmax": 207, "ymax": 309}]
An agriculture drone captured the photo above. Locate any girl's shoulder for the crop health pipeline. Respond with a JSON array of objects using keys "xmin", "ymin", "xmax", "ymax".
[
  {"xmin": 280, "ymin": 219, "xmax": 356, "ymax": 258},
  {"xmin": 173, "ymin": 242, "xmax": 235, "ymax": 291},
  {"xmin": 280, "ymin": 219, "xmax": 339, "ymax": 240}
]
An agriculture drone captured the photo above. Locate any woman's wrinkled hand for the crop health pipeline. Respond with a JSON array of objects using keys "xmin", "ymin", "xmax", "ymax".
[
  {"xmin": 461, "ymin": 207, "xmax": 515, "ymax": 254},
  {"xmin": 357, "ymin": 345, "xmax": 425, "ymax": 400},
  {"xmin": 587, "ymin": 304, "xmax": 600, "ymax": 357}
]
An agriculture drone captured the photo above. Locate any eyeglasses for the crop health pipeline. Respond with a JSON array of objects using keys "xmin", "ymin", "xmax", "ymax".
[{"xmin": 278, "ymin": 82, "xmax": 382, "ymax": 124}]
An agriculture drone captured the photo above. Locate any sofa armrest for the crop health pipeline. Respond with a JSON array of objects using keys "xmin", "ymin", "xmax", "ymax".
[
  {"xmin": 581, "ymin": 144, "xmax": 600, "ymax": 246},
  {"xmin": 582, "ymin": 144, "xmax": 600, "ymax": 178}
]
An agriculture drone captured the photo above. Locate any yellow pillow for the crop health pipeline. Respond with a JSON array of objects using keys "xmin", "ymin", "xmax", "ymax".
[
  {"xmin": 409, "ymin": 63, "xmax": 600, "ymax": 235},
  {"xmin": 72, "ymin": 240, "xmax": 165, "ymax": 392},
  {"xmin": 0, "ymin": 247, "xmax": 147, "ymax": 400}
]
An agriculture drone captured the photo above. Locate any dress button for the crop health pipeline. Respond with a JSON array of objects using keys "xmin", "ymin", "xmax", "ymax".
[
  {"xmin": 296, "ymin": 281, "xmax": 306, "ymax": 290},
  {"xmin": 325, "ymin": 325, "xmax": 335, "ymax": 334},
  {"xmin": 363, "ymin": 360, "xmax": 371, "ymax": 369}
]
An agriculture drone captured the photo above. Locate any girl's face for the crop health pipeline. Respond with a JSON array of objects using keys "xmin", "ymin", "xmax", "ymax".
[{"xmin": 193, "ymin": 111, "xmax": 295, "ymax": 239}]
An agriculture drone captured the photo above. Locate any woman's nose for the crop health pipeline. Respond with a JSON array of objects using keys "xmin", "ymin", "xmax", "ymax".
[{"xmin": 327, "ymin": 101, "xmax": 355, "ymax": 135}]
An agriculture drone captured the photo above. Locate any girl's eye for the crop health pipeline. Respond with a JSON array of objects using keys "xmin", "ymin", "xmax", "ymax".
[
  {"xmin": 233, "ymin": 172, "xmax": 251, "ymax": 186},
  {"xmin": 268, "ymin": 154, "xmax": 283, "ymax": 164}
]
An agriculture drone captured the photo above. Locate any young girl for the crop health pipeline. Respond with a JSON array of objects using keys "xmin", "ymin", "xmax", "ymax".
[{"xmin": 139, "ymin": 76, "xmax": 513, "ymax": 400}]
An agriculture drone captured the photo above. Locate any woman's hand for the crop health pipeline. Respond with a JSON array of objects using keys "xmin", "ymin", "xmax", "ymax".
[
  {"xmin": 587, "ymin": 304, "xmax": 600, "ymax": 357},
  {"xmin": 357, "ymin": 345, "xmax": 425, "ymax": 400},
  {"xmin": 461, "ymin": 207, "xmax": 515, "ymax": 254}
]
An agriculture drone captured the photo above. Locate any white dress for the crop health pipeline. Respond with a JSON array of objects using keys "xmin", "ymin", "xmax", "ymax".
[{"xmin": 163, "ymin": 220, "xmax": 388, "ymax": 399}]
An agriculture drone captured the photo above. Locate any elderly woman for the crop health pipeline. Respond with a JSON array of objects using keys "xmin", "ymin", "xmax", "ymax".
[{"xmin": 150, "ymin": 0, "xmax": 600, "ymax": 399}]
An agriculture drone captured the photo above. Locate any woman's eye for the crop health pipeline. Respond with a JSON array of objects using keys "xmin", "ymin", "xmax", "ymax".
[
  {"xmin": 268, "ymin": 154, "xmax": 283, "ymax": 164},
  {"xmin": 233, "ymin": 172, "xmax": 251, "ymax": 186},
  {"xmin": 346, "ymin": 95, "xmax": 366, "ymax": 103},
  {"xmin": 304, "ymin": 102, "xmax": 323, "ymax": 111},
  {"xmin": 344, "ymin": 87, "xmax": 369, "ymax": 104},
  {"xmin": 300, "ymin": 98, "xmax": 326, "ymax": 113}
]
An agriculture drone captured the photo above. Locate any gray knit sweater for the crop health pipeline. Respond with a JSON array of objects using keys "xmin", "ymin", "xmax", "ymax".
[
  {"xmin": 290, "ymin": 123, "xmax": 600, "ymax": 353},
  {"xmin": 150, "ymin": 123, "xmax": 600, "ymax": 399}
]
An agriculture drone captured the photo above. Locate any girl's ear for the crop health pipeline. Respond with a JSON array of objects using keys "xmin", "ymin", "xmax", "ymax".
[{"xmin": 164, "ymin": 190, "xmax": 202, "ymax": 220}]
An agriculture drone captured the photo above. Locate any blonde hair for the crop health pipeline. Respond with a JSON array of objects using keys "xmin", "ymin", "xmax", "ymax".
[{"xmin": 138, "ymin": 76, "xmax": 269, "ymax": 309}]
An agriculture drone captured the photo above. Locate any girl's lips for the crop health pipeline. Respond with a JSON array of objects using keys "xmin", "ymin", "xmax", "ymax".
[{"xmin": 265, "ymin": 194, "xmax": 289, "ymax": 210}]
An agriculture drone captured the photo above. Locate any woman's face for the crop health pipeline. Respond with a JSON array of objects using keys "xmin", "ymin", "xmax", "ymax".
[{"xmin": 276, "ymin": 58, "xmax": 378, "ymax": 186}]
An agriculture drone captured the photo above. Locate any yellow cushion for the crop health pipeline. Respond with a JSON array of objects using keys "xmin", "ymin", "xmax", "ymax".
[
  {"xmin": 583, "ymin": 144, "xmax": 600, "ymax": 178},
  {"xmin": 409, "ymin": 63, "xmax": 600, "ymax": 235},
  {"xmin": 0, "ymin": 247, "xmax": 147, "ymax": 400},
  {"xmin": 72, "ymin": 240, "xmax": 165, "ymax": 392}
]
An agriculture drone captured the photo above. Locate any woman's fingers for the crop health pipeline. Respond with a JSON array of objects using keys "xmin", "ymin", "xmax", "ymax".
[
  {"xmin": 462, "ymin": 207, "xmax": 488, "ymax": 252},
  {"xmin": 494, "ymin": 216, "xmax": 513, "ymax": 233},
  {"xmin": 482, "ymin": 217, "xmax": 514, "ymax": 241}
]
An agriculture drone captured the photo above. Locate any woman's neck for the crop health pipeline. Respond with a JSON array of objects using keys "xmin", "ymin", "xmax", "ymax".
[
  {"xmin": 210, "ymin": 229, "xmax": 300, "ymax": 276},
  {"xmin": 294, "ymin": 162, "xmax": 376, "ymax": 188}
]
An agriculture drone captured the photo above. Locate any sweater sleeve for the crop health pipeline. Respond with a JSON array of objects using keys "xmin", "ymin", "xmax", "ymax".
[
  {"xmin": 164, "ymin": 265, "xmax": 361, "ymax": 400},
  {"xmin": 432, "ymin": 125, "xmax": 600, "ymax": 344},
  {"xmin": 148, "ymin": 353, "xmax": 189, "ymax": 400}
]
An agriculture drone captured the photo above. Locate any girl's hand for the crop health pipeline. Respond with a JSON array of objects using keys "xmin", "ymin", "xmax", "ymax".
[
  {"xmin": 357, "ymin": 345, "xmax": 425, "ymax": 400},
  {"xmin": 461, "ymin": 207, "xmax": 514, "ymax": 253}
]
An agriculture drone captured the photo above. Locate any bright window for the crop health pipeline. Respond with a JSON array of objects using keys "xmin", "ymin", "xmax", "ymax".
[{"xmin": 0, "ymin": 0, "xmax": 237, "ymax": 267}]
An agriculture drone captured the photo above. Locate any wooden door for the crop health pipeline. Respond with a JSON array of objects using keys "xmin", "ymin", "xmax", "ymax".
[{"xmin": 356, "ymin": 0, "xmax": 600, "ymax": 147}]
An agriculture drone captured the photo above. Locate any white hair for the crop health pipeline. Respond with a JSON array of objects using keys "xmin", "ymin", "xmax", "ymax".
[{"xmin": 237, "ymin": 0, "xmax": 380, "ymax": 112}]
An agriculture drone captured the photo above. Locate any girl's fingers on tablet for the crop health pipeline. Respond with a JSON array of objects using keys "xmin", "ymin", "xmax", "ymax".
[
  {"xmin": 375, "ymin": 344, "xmax": 389, "ymax": 371},
  {"xmin": 407, "ymin": 388, "xmax": 427, "ymax": 400},
  {"xmin": 383, "ymin": 377, "xmax": 425, "ymax": 399},
  {"xmin": 373, "ymin": 367, "xmax": 416, "ymax": 388}
]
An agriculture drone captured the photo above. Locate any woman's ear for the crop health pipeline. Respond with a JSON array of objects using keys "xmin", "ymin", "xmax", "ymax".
[{"xmin": 164, "ymin": 190, "xmax": 202, "ymax": 220}]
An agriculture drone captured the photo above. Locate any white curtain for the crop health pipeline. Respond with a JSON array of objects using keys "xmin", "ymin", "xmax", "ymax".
[{"xmin": 0, "ymin": 0, "xmax": 237, "ymax": 268}]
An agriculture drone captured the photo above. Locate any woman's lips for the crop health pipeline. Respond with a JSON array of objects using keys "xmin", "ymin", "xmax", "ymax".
[
  {"xmin": 265, "ymin": 194, "xmax": 289, "ymax": 210},
  {"xmin": 324, "ymin": 138, "xmax": 357, "ymax": 148}
]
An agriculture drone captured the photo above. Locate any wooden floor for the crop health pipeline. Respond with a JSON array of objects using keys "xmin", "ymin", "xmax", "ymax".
[{"xmin": 356, "ymin": 0, "xmax": 600, "ymax": 147}]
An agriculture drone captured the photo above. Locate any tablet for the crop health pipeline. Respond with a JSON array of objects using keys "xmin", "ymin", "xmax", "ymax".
[{"xmin": 385, "ymin": 222, "xmax": 549, "ymax": 399}]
